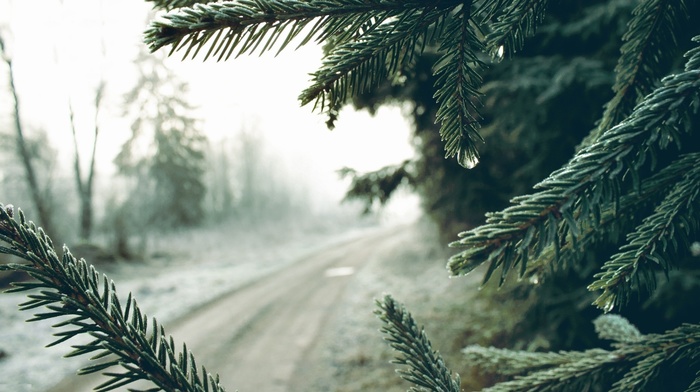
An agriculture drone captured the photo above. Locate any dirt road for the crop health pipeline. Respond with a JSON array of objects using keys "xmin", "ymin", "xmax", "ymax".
[{"xmin": 47, "ymin": 226, "xmax": 408, "ymax": 392}]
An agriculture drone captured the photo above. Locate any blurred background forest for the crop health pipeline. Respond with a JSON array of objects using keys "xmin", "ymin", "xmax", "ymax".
[{"xmin": 0, "ymin": 0, "xmax": 419, "ymax": 270}]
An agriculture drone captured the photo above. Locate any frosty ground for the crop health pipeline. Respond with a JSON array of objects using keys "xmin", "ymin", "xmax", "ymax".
[{"xmin": 0, "ymin": 214, "xmax": 481, "ymax": 391}]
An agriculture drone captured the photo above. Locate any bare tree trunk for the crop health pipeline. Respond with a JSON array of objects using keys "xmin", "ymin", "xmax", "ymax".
[
  {"xmin": 68, "ymin": 80, "xmax": 104, "ymax": 240},
  {"xmin": 1, "ymin": 34, "xmax": 56, "ymax": 238}
]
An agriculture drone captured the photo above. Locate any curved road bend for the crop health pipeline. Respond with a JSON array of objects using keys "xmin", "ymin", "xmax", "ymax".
[{"xmin": 47, "ymin": 225, "xmax": 408, "ymax": 392}]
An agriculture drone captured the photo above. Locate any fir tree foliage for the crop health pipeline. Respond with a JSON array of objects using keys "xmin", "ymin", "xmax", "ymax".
[
  {"xmin": 449, "ymin": 37, "xmax": 700, "ymax": 311},
  {"xmin": 591, "ymin": 0, "xmax": 691, "ymax": 144},
  {"xmin": 344, "ymin": 0, "xmax": 629, "ymax": 236},
  {"xmin": 375, "ymin": 295, "xmax": 461, "ymax": 392},
  {"xmin": 339, "ymin": 160, "xmax": 415, "ymax": 213},
  {"xmin": 459, "ymin": 313, "xmax": 700, "ymax": 391},
  {"xmin": 0, "ymin": 204, "xmax": 226, "ymax": 392},
  {"xmin": 588, "ymin": 151, "xmax": 700, "ymax": 311},
  {"xmin": 146, "ymin": 0, "xmax": 219, "ymax": 11},
  {"xmin": 142, "ymin": 0, "xmax": 546, "ymax": 167},
  {"xmin": 411, "ymin": 3, "xmax": 694, "ymax": 390},
  {"xmin": 479, "ymin": 0, "xmax": 550, "ymax": 58},
  {"xmin": 380, "ymin": 295, "xmax": 700, "ymax": 391}
]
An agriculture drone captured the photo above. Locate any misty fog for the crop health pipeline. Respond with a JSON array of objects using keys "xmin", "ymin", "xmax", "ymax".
[{"xmin": 0, "ymin": 0, "xmax": 420, "ymax": 248}]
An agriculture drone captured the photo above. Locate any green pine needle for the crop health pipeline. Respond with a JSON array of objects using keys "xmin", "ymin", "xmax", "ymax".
[
  {"xmin": 588, "ymin": 0, "xmax": 690, "ymax": 145},
  {"xmin": 375, "ymin": 295, "xmax": 461, "ymax": 392},
  {"xmin": 589, "ymin": 152, "xmax": 700, "ymax": 311},
  {"xmin": 0, "ymin": 204, "xmax": 226, "ymax": 392},
  {"xmin": 449, "ymin": 36, "xmax": 700, "ymax": 288},
  {"xmin": 484, "ymin": 0, "xmax": 551, "ymax": 58},
  {"xmin": 465, "ymin": 317, "xmax": 700, "ymax": 392},
  {"xmin": 144, "ymin": 0, "xmax": 492, "ymax": 167},
  {"xmin": 146, "ymin": 0, "xmax": 218, "ymax": 11},
  {"xmin": 433, "ymin": 4, "xmax": 486, "ymax": 167}
]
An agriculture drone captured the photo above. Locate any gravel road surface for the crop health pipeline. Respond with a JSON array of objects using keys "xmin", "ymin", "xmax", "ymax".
[{"xmin": 47, "ymin": 226, "xmax": 408, "ymax": 392}]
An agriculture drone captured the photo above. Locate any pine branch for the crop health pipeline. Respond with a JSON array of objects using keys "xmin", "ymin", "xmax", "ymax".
[
  {"xmin": 461, "ymin": 318, "xmax": 626, "ymax": 391},
  {"xmin": 143, "ymin": 0, "xmax": 456, "ymax": 60},
  {"xmin": 524, "ymin": 152, "xmax": 698, "ymax": 284},
  {"xmin": 339, "ymin": 160, "xmax": 415, "ymax": 213},
  {"xmin": 462, "ymin": 345, "xmax": 612, "ymax": 377},
  {"xmin": 375, "ymin": 295, "xmax": 461, "ymax": 392},
  {"xmin": 144, "ymin": 0, "xmax": 493, "ymax": 164},
  {"xmin": 433, "ymin": 4, "xmax": 486, "ymax": 167},
  {"xmin": 482, "ymin": 0, "xmax": 551, "ymax": 57},
  {"xmin": 147, "ymin": 0, "xmax": 219, "ymax": 11},
  {"xmin": 448, "ymin": 36, "xmax": 700, "ymax": 285},
  {"xmin": 585, "ymin": 0, "xmax": 690, "ymax": 146},
  {"xmin": 474, "ymin": 0, "xmax": 510, "ymax": 21},
  {"xmin": 474, "ymin": 347, "xmax": 623, "ymax": 391},
  {"xmin": 299, "ymin": 5, "xmax": 454, "ymax": 116},
  {"xmin": 588, "ymin": 152, "xmax": 700, "ymax": 312},
  {"xmin": 0, "ymin": 204, "xmax": 225, "ymax": 392},
  {"xmin": 610, "ymin": 322, "xmax": 700, "ymax": 392},
  {"xmin": 465, "ymin": 316, "xmax": 700, "ymax": 391}
]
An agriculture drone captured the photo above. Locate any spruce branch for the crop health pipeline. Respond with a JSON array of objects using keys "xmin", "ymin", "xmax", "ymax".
[
  {"xmin": 299, "ymin": 5, "xmax": 454, "ymax": 116},
  {"xmin": 466, "ymin": 316, "xmax": 700, "ymax": 391},
  {"xmin": 586, "ymin": 0, "xmax": 690, "ymax": 146},
  {"xmin": 609, "ymin": 322, "xmax": 700, "ymax": 392},
  {"xmin": 524, "ymin": 152, "xmax": 699, "ymax": 283},
  {"xmin": 143, "ymin": 0, "xmax": 456, "ymax": 60},
  {"xmin": 473, "ymin": 0, "xmax": 510, "ymax": 21},
  {"xmin": 147, "ymin": 0, "xmax": 219, "ymax": 11},
  {"xmin": 448, "ymin": 36, "xmax": 700, "ymax": 285},
  {"xmin": 339, "ymin": 160, "xmax": 415, "ymax": 213},
  {"xmin": 462, "ymin": 345, "xmax": 613, "ymax": 377},
  {"xmin": 144, "ymin": 0, "xmax": 493, "ymax": 164},
  {"xmin": 472, "ymin": 346, "xmax": 623, "ymax": 391},
  {"xmin": 375, "ymin": 295, "xmax": 461, "ymax": 392},
  {"xmin": 433, "ymin": 4, "xmax": 486, "ymax": 167},
  {"xmin": 0, "ymin": 204, "xmax": 225, "ymax": 392},
  {"xmin": 483, "ymin": 0, "xmax": 551, "ymax": 57},
  {"xmin": 589, "ymin": 152, "xmax": 700, "ymax": 312}
]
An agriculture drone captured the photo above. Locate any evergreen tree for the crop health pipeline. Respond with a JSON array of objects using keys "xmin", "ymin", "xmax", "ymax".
[
  {"xmin": 117, "ymin": 48, "xmax": 207, "ymax": 227},
  {"xmin": 1, "ymin": 0, "xmax": 699, "ymax": 391},
  {"xmin": 343, "ymin": 0, "xmax": 634, "ymax": 237}
]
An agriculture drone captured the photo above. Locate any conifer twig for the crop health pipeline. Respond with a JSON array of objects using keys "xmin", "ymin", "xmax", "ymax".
[
  {"xmin": 0, "ymin": 204, "xmax": 225, "ymax": 392},
  {"xmin": 589, "ymin": 152, "xmax": 700, "ymax": 311},
  {"xmin": 449, "ymin": 36, "xmax": 700, "ymax": 286},
  {"xmin": 463, "ymin": 316, "xmax": 700, "ymax": 391},
  {"xmin": 375, "ymin": 295, "xmax": 461, "ymax": 392},
  {"xmin": 586, "ymin": 0, "xmax": 690, "ymax": 145},
  {"xmin": 147, "ymin": 0, "xmax": 218, "ymax": 11},
  {"xmin": 143, "ymin": 0, "xmax": 487, "ymax": 166}
]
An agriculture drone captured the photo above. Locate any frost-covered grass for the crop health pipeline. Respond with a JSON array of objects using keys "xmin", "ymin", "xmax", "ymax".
[
  {"xmin": 0, "ymin": 212, "xmax": 382, "ymax": 392},
  {"xmin": 289, "ymin": 217, "xmax": 486, "ymax": 391}
]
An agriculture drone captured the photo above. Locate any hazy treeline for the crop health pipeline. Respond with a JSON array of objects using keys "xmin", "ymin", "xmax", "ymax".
[{"xmin": 0, "ymin": 20, "xmax": 328, "ymax": 261}]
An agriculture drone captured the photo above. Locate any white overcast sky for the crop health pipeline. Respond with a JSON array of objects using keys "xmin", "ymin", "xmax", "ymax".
[{"xmin": 1, "ymin": 0, "xmax": 416, "ymax": 203}]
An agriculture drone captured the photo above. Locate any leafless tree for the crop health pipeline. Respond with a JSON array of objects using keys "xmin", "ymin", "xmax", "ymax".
[
  {"xmin": 68, "ymin": 79, "xmax": 105, "ymax": 240},
  {"xmin": 0, "ymin": 32, "xmax": 56, "ymax": 239}
]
